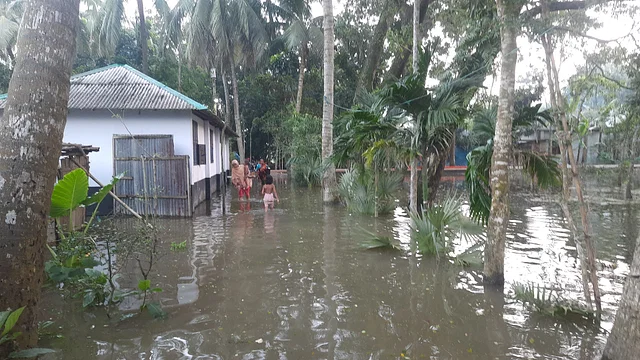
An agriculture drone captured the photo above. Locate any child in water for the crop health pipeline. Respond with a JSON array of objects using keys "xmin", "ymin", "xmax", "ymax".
[{"xmin": 261, "ymin": 175, "xmax": 280, "ymax": 210}]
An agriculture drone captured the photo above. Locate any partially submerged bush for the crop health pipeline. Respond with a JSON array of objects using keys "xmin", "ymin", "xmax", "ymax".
[
  {"xmin": 511, "ymin": 282, "xmax": 594, "ymax": 319},
  {"xmin": 409, "ymin": 197, "xmax": 483, "ymax": 256},
  {"xmin": 338, "ymin": 168, "xmax": 403, "ymax": 215}
]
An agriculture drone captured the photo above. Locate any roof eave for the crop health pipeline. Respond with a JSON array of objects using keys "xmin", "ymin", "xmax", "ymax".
[{"xmin": 193, "ymin": 109, "xmax": 238, "ymax": 138}]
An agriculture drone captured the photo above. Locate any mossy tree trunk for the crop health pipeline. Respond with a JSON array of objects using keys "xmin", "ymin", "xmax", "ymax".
[
  {"xmin": 484, "ymin": 0, "xmax": 521, "ymax": 285},
  {"xmin": 0, "ymin": 0, "xmax": 80, "ymax": 355}
]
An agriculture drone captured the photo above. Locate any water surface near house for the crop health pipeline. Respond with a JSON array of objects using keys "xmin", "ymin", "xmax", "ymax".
[{"xmin": 40, "ymin": 178, "xmax": 637, "ymax": 359}]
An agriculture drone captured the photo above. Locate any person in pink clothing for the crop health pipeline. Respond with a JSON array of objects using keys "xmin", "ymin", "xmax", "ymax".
[{"xmin": 261, "ymin": 175, "xmax": 279, "ymax": 211}]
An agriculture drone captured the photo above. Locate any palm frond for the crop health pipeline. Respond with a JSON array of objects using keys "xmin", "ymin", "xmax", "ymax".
[
  {"xmin": 359, "ymin": 228, "xmax": 401, "ymax": 250},
  {"xmin": 0, "ymin": 15, "xmax": 18, "ymax": 51},
  {"xmin": 409, "ymin": 196, "xmax": 479, "ymax": 256},
  {"xmin": 98, "ymin": 0, "xmax": 125, "ymax": 57},
  {"xmin": 282, "ymin": 18, "xmax": 307, "ymax": 51},
  {"xmin": 516, "ymin": 150, "xmax": 561, "ymax": 189},
  {"xmin": 465, "ymin": 144, "xmax": 492, "ymax": 225}
]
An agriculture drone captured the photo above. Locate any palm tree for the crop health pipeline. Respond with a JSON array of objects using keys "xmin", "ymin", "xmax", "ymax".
[
  {"xmin": 484, "ymin": 0, "xmax": 522, "ymax": 286},
  {"xmin": 181, "ymin": 0, "xmax": 267, "ymax": 160},
  {"xmin": 380, "ymin": 47, "xmax": 484, "ymax": 207},
  {"xmin": 99, "ymin": 0, "xmax": 172, "ymax": 74},
  {"xmin": 281, "ymin": 7, "xmax": 323, "ymax": 113},
  {"xmin": 322, "ymin": 0, "xmax": 338, "ymax": 202},
  {"xmin": 465, "ymin": 103, "xmax": 561, "ymax": 225},
  {"xmin": 0, "ymin": 0, "xmax": 80, "ymax": 355}
]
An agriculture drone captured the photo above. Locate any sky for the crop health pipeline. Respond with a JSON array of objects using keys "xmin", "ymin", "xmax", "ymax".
[{"xmin": 125, "ymin": 0, "xmax": 638, "ymax": 95}]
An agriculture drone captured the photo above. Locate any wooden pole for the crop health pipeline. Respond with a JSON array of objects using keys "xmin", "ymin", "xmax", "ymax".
[{"xmin": 68, "ymin": 157, "xmax": 144, "ymax": 220}]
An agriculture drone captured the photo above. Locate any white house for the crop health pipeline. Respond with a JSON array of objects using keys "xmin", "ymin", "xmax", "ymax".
[{"xmin": 0, "ymin": 64, "xmax": 235, "ymax": 215}]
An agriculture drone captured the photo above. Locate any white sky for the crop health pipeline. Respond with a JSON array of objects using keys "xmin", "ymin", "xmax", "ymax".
[{"xmin": 126, "ymin": 0, "xmax": 638, "ymax": 96}]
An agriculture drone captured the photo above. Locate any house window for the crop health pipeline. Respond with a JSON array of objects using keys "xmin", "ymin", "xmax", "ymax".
[
  {"xmin": 210, "ymin": 129, "xmax": 215, "ymax": 163},
  {"xmin": 192, "ymin": 121, "xmax": 199, "ymax": 165}
]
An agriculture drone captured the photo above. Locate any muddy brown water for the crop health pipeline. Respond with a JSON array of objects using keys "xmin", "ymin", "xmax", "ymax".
[{"xmin": 40, "ymin": 177, "xmax": 637, "ymax": 359}]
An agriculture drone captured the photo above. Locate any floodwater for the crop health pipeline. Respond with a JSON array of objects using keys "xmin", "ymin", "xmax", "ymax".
[{"xmin": 40, "ymin": 176, "xmax": 637, "ymax": 360}]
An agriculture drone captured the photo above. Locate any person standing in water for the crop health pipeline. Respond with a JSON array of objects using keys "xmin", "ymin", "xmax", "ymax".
[
  {"xmin": 243, "ymin": 158, "xmax": 254, "ymax": 199},
  {"xmin": 231, "ymin": 159, "xmax": 249, "ymax": 200},
  {"xmin": 261, "ymin": 175, "xmax": 279, "ymax": 211},
  {"xmin": 257, "ymin": 158, "xmax": 268, "ymax": 185}
]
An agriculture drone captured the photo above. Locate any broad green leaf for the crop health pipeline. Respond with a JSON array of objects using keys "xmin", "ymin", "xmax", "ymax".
[
  {"xmin": 81, "ymin": 184, "xmax": 113, "ymax": 206},
  {"xmin": 50, "ymin": 168, "xmax": 89, "ymax": 217},
  {"xmin": 151, "ymin": 288, "xmax": 163, "ymax": 293},
  {"xmin": 83, "ymin": 291, "xmax": 96, "ymax": 307},
  {"xmin": 138, "ymin": 279, "xmax": 151, "ymax": 292},
  {"xmin": 9, "ymin": 348, "xmax": 57, "ymax": 358},
  {"xmin": 0, "ymin": 311, "xmax": 10, "ymax": 329},
  {"xmin": 1, "ymin": 307, "xmax": 24, "ymax": 337},
  {"xmin": 146, "ymin": 302, "xmax": 166, "ymax": 319},
  {"xmin": 80, "ymin": 257, "xmax": 100, "ymax": 269}
]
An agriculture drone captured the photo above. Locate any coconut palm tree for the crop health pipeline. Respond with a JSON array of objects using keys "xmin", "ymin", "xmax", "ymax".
[
  {"xmin": 0, "ymin": 0, "xmax": 80, "ymax": 354},
  {"xmin": 322, "ymin": 0, "xmax": 338, "ymax": 202},
  {"xmin": 465, "ymin": 103, "xmax": 561, "ymax": 225},
  {"xmin": 280, "ymin": 2, "xmax": 323, "ymax": 113},
  {"xmin": 98, "ymin": 0, "xmax": 173, "ymax": 74},
  {"xmin": 182, "ymin": 0, "xmax": 267, "ymax": 161}
]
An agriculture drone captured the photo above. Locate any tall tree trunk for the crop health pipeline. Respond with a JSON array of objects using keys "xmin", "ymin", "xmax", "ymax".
[
  {"xmin": 602, "ymin": 232, "xmax": 640, "ymax": 360},
  {"xmin": 0, "ymin": 0, "xmax": 80, "ymax": 355},
  {"xmin": 322, "ymin": 0, "xmax": 338, "ymax": 202},
  {"xmin": 408, "ymin": 0, "xmax": 421, "ymax": 213},
  {"xmin": 625, "ymin": 127, "xmax": 638, "ymax": 200},
  {"xmin": 178, "ymin": 54, "xmax": 183, "ymax": 92},
  {"xmin": 353, "ymin": 0, "xmax": 394, "ymax": 100},
  {"xmin": 136, "ymin": 0, "xmax": 149, "ymax": 74},
  {"xmin": 222, "ymin": 71, "xmax": 231, "ymax": 124},
  {"xmin": 484, "ymin": 0, "xmax": 520, "ymax": 285},
  {"xmin": 386, "ymin": 47, "xmax": 411, "ymax": 81},
  {"xmin": 295, "ymin": 43, "xmax": 308, "ymax": 113},
  {"xmin": 449, "ymin": 132, "xmax": 456, "ymax": 166},
  {"xmin": 541, "ymin": 2, "xmax": 601, "ymax": 314},
  {"xmin": 541, "ymin": 26, "xmax": 593, "ymax": 312},
  {"xmin": 229, "ymin": 57, "xmax": 245, "ymax": 160},
  {"xmin": 210, "ymin": 67, "xmax": 216, "ymax": 111}
]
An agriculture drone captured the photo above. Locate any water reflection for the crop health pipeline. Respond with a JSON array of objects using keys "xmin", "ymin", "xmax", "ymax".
[{"xmin": 40, "ymin": 180, "xmax": 638, "ymax": 359}]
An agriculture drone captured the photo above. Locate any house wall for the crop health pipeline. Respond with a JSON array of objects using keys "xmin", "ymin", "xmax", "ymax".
[
  {"xmin": 571, "ymin": 130, "xmax": 602, "ymax": 164},
  {"xmin": 62, "ymin": 109, "xmax": 230, "ymax": 215},
  {"xmin": 64, "ymin": 109, "xmax": 193, "ymax": 186}
]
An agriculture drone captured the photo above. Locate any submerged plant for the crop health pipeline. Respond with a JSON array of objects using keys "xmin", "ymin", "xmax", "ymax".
[
  {"xmin": 338, "ymin": 168, "xmax": 403, "ymax": 215},
  {"xmin": 409, "ymin": 197, "xmax": 482, "ymax": 256},
  {"xmin": 359, "ymin": 228, "xmax": 402, "ymax": 250},
  {"xmin": 0, "ymin": 307, "xmax": 56, "ymax": 358},
  {"xmin": 170, "ymin": 240, "xmax": 187, "ymax": 251},
  {"xmin": 511, "ymin": 282, "xmax": 594, "ymax": 319},
  {"xmin": 289, "ymin": 154, "xmax": 325, "ymax": 187}
]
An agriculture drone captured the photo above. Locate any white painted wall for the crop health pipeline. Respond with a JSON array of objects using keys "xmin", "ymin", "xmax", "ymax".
[
  {"xmin": 191, "ymin": 114, "xmax": 208, "ymax": 184},
  {"xmin": 62, "ymin": 109, "xmax": 228, "ymax": 187},
  {"xmin": 64, "ymin": 109, "xmax": 192, "ymax": 186}
]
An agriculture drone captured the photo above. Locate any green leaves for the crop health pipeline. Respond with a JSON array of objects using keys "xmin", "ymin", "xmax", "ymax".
[
  {"xmin": 1, "ymin": 307, "xmax": 24, "ymax": 337},
  {"xmin": 138, "ymin": 279, "xmax": 151, "ymax": 292},
  {"xmin": 409, "ymin": 197, "xmax": 482, "ymax": 257},
  {"xmin": 145, "ymin": 302, "xmax": 167, "ymax": 319},
  {"xmin": 50, "ymin": 168, "xmax": 89, "ymax": 218}
]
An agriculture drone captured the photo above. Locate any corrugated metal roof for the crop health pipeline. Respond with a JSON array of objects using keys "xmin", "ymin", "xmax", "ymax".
[
  {"xmin": 0, "ymin": 64, "xmax": 237, "ymax": 135},
  {"xmin": 0, "ymin": 64, "xmax": 207, "ymax": 110}
]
